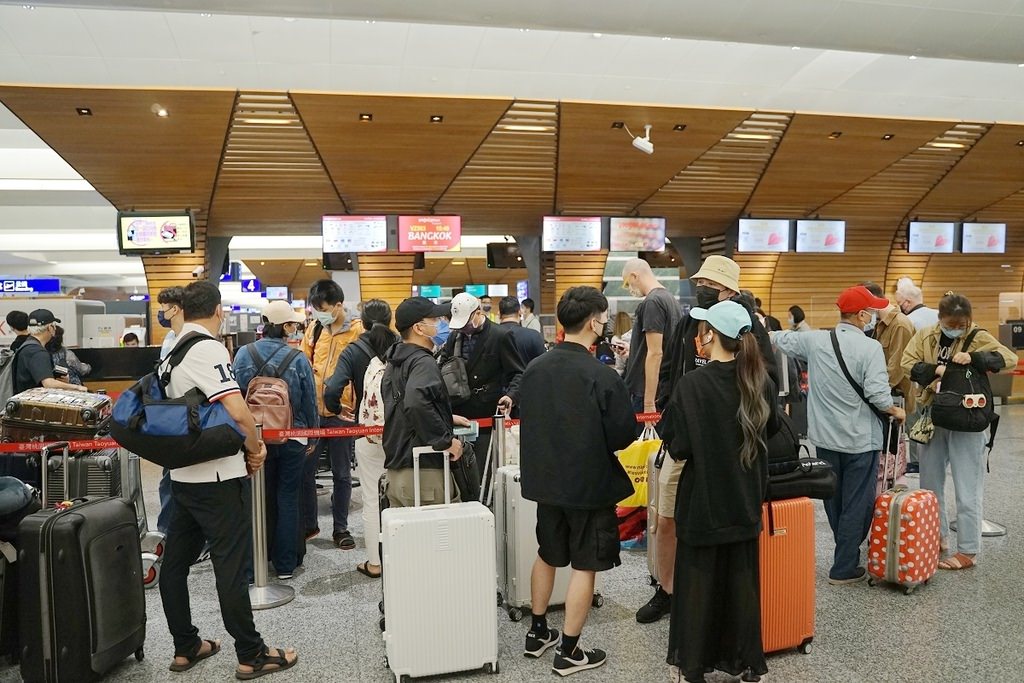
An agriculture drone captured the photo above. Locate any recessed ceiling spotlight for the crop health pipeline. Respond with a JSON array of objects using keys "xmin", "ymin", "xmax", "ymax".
[
  {"xmin": 519, "ymin": 28, "xmax": 530, "ymax": 32},
  {"xmin": 75, "ymin": 107, "xmax": 92, "ymax": 116},
  {"xmin": 365, "ymin": 19, "xmax": 376, "ymax": 24},
  {"xmin": 829, "ymin": 131, "xmax": 842, "ymax": 139},
  {"xmin": 452, "ymin": 260, "xmax": 466, "ymax": 265},
  {"xmin": 429, "ymin": 115, "xmax": 443, "ymax": 123},
  {"xmin": 260, "ymin": 261, "xmax": 265, "ymax": 265},
  {"xmin": 791, "ymin": 46, "xmax": 801, "ymax": 50},
  {"xmin": 673, "ymin": 124, "xmax": 686, "ymax": 132},
  {"xmin": 882, "ymin": 133, "xmax": 894, "ymax": 140},
  {"xmin": 150, "ymin": 103, "xmax": 169, "ymax": 117},
  {"xmin": 592, "ymin": 33, "xmax": 603, "ymax": 38},
  {"xmin": 1017, "ymin": 140, "xmax": 1024, "ymax": 147},
  {"xmin": 1019, "ymin": 64, "xmax": 1024, "ymax": 68},
  {"xmin": 283, "ymin": 17, "xmax": 297, "ymax": 22},
  {"xmin": 611, "ymin": 121, "xmax": 625, "ymax": 129},
  {"xmin": 661, "ymin": 37, "xmax": 671, "ymax": 41},
  {"xmin": 304, "ymin": 261, "xmax": 317, "ymax": 266},
  {"xmin": 22, "ymin": 4, "xmax": 34, "ymax": 9},
  {"xmin": 909, "ymin": 55, "xmax": 918, "ymax": 60},
  {"xmin": 200, "ymin": 12, "xmax": 211, "ymax": 17},
  {"xmin": 359, "ymin": 113, "xmax": 373, "ymax": 122}
]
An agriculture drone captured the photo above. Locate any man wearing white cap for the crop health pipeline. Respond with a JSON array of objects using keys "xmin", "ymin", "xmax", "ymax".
[
  {"xmin": 636, "ymin": 255, "xmax": 776, "ymax": 625},
  {"xmin": 439, "ymin": 292, "xmax": 525, "ymax": 479}
]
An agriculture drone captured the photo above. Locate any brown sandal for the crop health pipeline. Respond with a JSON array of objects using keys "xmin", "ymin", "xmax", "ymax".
[
  {"xmin": 356, "ymin": 561, "xmax": 382, "ymax": 579},
  {"xmin": 235, "ymin": 645, "xmax": 298, "ymax": 680},
  {"xmin": 169, "ymin": 639, "xmax": 220, "ymax": 672},
  {"xmin": 938, "ymin": 552, "xmax": 976, "ymax": 570}
]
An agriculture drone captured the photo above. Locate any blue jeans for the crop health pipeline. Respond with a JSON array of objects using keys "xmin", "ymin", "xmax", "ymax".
[
  {"xmin": 314, "ymin": 416, "xmax": 355, "ymax": 534},
  {"xmin": 817, "ymin": 447, "xmax": 879, "ymax": 580},
  {"xmin": 157, "ymin": 468, "xmax": 173, "ymax": 534},
  {"xmin": 918, "ymin": 427, "xmax": 987, "ymax": 555},
  {"xmin": 264, "ymin": 440, "xmax": 305, "ymax": 574}
]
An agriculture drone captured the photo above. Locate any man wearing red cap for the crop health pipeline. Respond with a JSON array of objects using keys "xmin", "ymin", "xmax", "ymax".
[{"xmin": 771, "ymin": 286, "xmax": 906, "ymax": 585}]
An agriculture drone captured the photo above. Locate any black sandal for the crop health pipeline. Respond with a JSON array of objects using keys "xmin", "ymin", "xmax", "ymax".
[
  {"xmin": 235, "ymin": 645, "xmax": 299, "ymax": 680},
  {"xmin": 169, "ymin": 638, "xmax": 220, "ymax": 672},
  {"xmin": 356, "ymin": 561, "xmax": 382, "ymax": 579}
]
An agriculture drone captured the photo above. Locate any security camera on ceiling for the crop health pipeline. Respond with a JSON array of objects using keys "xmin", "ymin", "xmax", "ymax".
[{"xmin": 632, "ymin": 124, "xmax": 654, "ymax": 154}]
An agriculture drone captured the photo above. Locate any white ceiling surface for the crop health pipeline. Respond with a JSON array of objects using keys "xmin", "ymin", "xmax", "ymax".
[{"xmin": 11, "ymin": 0, "xmax": 1024, "ymax": 64}]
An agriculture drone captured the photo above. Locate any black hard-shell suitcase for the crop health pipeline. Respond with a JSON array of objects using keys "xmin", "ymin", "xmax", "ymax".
[{"xmin": 18, "ymin": 443, "xmax": 145, "ymax": 683}]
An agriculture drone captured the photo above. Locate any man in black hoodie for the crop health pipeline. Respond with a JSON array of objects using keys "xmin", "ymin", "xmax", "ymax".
[{"xmin": 382, "ymin": 297, "xmax": 465, "ymax": 507}]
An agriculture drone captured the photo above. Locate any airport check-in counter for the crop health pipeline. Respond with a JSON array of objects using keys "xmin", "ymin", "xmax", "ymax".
[{"xmin": 73, "ymin": 346, "xmax": 162, "ymax": 394}]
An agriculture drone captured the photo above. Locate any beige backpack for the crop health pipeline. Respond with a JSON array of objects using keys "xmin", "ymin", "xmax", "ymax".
[{"xmin": 243, "ymin": 345, "xmax": 302, "ymax": 445}]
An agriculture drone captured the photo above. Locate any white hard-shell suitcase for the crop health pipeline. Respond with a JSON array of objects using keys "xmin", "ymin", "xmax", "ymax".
[
  {"xmin": 381, "ymin": 447, "xmax": 499, "ymax": 681},
  {"xmin": 494, "ymin": 465, "xmax": 604, "ymax": 621}
]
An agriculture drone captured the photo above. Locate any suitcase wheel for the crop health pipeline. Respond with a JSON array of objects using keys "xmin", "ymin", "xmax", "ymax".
[
  {"xmin": 798, "ymin": 638, "xmax": 812, "ymax": 655},
  {"xmin": 507, "ymin": 607, "xmax": 523, "ymax": 622},
  {"xmin": 143, "ymin": 562, "xmax": 161, "ymax": 589},
  {"xmin": 496, "ymin": 590, "xmax": 503, "ymax": 607},
  {"xmin": 484, "ymin": 662, "xmax": 499, "ymax": 674},
  {"xmin": 903, "ymin": 585, "xmax": 916, "ymax": 596},
  {"xmin": 591, "ymin": 593, "xmax": 605, "ymax": 608},
  {"xmin": 4, "ymin": 399, "xmax": 18, "ymax": 415},
  {"xmin": 867, "ymin": 578, "xmax": 876, "ymax": 587},
  {"xmin": 135, "ymin": 647, "xmax": 145, "ymax": 662},
  {"xmin": 81, "ymin": 408, "xmax": 94, "ymax": 422},
  {"xmin": 378, "ymin": 599, "xmax": 384, "ymax": 614},
  {"xmin": 378, "ymin": 616, "xmax": 385, "ymax": 632}
]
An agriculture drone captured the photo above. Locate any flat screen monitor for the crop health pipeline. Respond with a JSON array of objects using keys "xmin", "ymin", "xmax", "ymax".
[
  {"xmin": 419, "ymin": 284, "xmax": 442, "ymax": 298},
  {"xmin": 117, "ymin": 211, "xmax": 195, "ymax": 255},
  {"xmin": 516, "ymin": 280, "xmax": 529, "ymax": 301},
  {"xmin": 542, "ymin": 216, "xmax": 602, "ymax": 252},
  {"xmin": 398, "ymin": 215, "xmax": 461, "ymax": 252},
  {"xmin": 908, "ymin": 222, "xmax": 955, "ymax": 253},
  {"xmin": 796, "ymin": 220, "xmax": 846, "ymax": 253},
  {"xmin": 609, "ymin": 217, "xmax": 666, "ymax": 252},
  {"xmin": 487, "ymin": 243, "xmax": 524, "ymax": 268},
  {"xmin": 487, "ymin": 284, "xmax": 509, "ymax": 297},
  {"xmin": 465, "ymin": 284, "xmax": 487, "ymax": 298},
  {"xmin": 962, "ymin": 223, "xmax": 1006, "ymax": 254},
  {"xmin": 322, "ymin": 215, "xmax": 387, "ymax": 253},
  {"xmin": 737, "ymin": 219, "xmax": 790, "ymax": 253},
  {"xmin": 265, "ymin": 286, "xmax": 289, "ymax": 300}
]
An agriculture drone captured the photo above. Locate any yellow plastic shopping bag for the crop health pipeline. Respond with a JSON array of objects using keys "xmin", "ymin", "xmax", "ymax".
[{"xmin": 616, "ymin": 426, "xmax": 661, "ymax": 507}]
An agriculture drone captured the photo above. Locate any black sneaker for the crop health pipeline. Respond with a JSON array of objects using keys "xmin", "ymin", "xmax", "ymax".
[
  {"xmin": 740, "ymin": 670, "xmax": 762, "ymax": 682},
  {"xmin": 827, "ymin": 567, "xmax": 867, "ymax": 586},
  {"xmin": 552, "ymin": 646, "xmax": 607, "ymax": 677},
  {"xmin": 635, "ymin": 587, "xmax": 671, "ymax": 623},
  {"xmin": 334, "ymin": 531, "xmax": 356, "ymax": 550},
  {"xmin": 524, "ymin": 628, "xmax": 560, "ymax": 658}
]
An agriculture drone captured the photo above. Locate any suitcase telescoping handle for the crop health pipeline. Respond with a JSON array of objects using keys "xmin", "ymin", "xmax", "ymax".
[
  {"xmin": 412, "ymin": 446, "xmax": 452, "ymax": 508},
  {"xmin": 39, "ymin": 441, "xmax": 71, "ymax": 508}
]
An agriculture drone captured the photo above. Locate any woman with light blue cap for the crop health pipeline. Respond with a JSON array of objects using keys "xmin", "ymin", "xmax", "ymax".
[{"xmin": 661, "ymin": 300, "xmax": 778, "ymax": 683}]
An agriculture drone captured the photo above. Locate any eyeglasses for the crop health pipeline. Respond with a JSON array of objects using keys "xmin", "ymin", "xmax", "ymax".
[{"xmin": 962, "ymin": 394, "xmax": 987, "ymax": 409}]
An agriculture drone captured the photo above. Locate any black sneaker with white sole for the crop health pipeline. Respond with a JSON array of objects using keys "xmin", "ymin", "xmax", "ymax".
[
  {"xmin": 552, "ymin": 646, "xmax": 607, "ymax": 676},
  {"xmin": 524, "ymin": 628, "xmax": 560, "ymax": 658}
]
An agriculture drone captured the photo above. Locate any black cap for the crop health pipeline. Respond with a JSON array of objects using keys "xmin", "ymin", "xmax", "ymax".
[
  {"xmin": 28, "ymin": 309, "xmax": 60, "ymax": 326},
  {"xmin": 395, "ymin": 297, "xmax": 449, "ymax": 333}
]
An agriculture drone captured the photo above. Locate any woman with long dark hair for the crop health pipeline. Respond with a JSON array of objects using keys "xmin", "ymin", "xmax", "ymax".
[
  {"xmin": 324, "ymin": 299, "xmax": 399, "ymax": 578},
  {"xmin": 661, "ymin": 300, "xmax": 777, "ymax": 683}
]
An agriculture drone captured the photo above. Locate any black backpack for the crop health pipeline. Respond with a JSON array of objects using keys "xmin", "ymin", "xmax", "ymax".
[
  {"xmin": 931, "ymin": 330, "xmax": 995, "ymax": 434},
  {"xmin": 766, "ymin": 411, "xmax": 808, "ymax": 476}
]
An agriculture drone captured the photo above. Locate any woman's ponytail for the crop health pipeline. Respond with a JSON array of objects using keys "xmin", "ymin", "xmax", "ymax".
[{"xmin": 734, "ymin": 331, "xmax": 770, "ymax": 469}]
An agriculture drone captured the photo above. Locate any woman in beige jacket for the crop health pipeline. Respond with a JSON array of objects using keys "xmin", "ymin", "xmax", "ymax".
[{"xmin": 901, "ymin": 293, "xmax": 1017, "ymax": 570}]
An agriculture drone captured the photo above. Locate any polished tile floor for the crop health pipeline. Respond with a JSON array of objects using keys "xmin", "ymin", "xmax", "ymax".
[{"xmin": 5, "ymin": 407, "xmax": 1024, "ymax": 682}]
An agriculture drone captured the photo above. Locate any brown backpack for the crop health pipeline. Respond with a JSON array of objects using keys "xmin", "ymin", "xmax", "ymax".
[{"xmin": 243, "ymin": 345, "xmax": 301, "ymax": 445}]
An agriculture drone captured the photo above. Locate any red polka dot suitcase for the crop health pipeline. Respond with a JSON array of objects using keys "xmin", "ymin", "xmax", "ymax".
[{"xmin": 867, "ymin": 486, "xmax": 941, "ymax": 594}]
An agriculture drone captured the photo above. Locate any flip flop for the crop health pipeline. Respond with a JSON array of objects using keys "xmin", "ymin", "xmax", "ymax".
[
  {"xmin": 938, "ymin": 552, "xmax": 976, "ymax": 570},
  {"xmin": 169, "ymin": 639, "xmax": 220, "ymax": 672},
  {"xmin": 356, "ymin": 561, "xmax": 382, "ymax": 579}
]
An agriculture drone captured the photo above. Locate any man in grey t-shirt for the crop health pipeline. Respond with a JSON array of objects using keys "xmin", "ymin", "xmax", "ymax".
[{"xmin": 621, "ymin": 259, "xmax": 681, "ymax": 415}]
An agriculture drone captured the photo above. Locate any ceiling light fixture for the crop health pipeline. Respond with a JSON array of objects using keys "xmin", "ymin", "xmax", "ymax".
[
  {"xmin": 452, "ymin": 260, "xmax": 466, "ymax": 265},
  {"xmin": 22, "ymin": 4, "xmax": 34, "ymax": 9},
  {"xmin": 240, "ymin": 118, "xmax": 293, "ymax": 125},
  {"xmin": 791, "ymin": 46, "xmax": 801, "ymax": 50},
  {"xmin": 882, "ymin": 133, "xmax": 894, "ymax": 140},
  {"xmin": 593, "ymin": 33, "xmax": 603, "ymax": 38},
  {"xmin": 283, "ymin": 17, "xmax": 296, "ymax": 22},
  {"xmin": 733, "ymin": 133, "xmax": 773, "ymax": 140},
  {"xmin": 304, "ymin": 261, "xmax": 317, "ymax": 266},
  {"xmin": 429, "ymin": 115, "xmax": 443, "ymax": 123},
  {"xmin": 929, "ymin": 141, "xmax": 965, "ymax": 149},
  {"xmin": 519, "ymin": 28, "xmax": 530, "ymax": 32},
  {"xmin": 359, "ymin": 113, "xmax": 373, "ymax": 122},
  {"xmin": 1017, "ymin": 140, "xmax": 1024, "ymax": 147},
  {"xmin": 260, "ymin": 261, "xmax": 265, "ymax": 265},
  {"xmin": 151, "ymin": 103, "xmax": 169, "ymax": 117},
  {"xmin": 673, "ymin": 124, "xmax": 687, "ymax": 132},
  {"xmin": 365, "ymin": 19, "xmax": 376, "ymax": 24},
  {"xmin": 200, "ymin": 12, "xmax": 211, "ymax": 17},
  {"xmin": 632, "ymin": 124, "xmax": 654, "ymax": 154},
  {"xmin": 829, "ymin": 131, "xmax": 842, "ymax": 139},
  {"xmin": 611, "ymin": 121, "xmax": 625, "ymax": 129},
  {"xmin": 909, "ymin": 55, "xmax": 918, "ymax": 60},
  {"xmin": 502, "ymin": 124, "xmax": 550, "ymax": 132},
  {"xmin": 661, "ymin": 37, "xmax": 671, "ymax": 41},
  {"xmin": 75, "ymin": 107, "xmax": 92, "ymax": 116}
]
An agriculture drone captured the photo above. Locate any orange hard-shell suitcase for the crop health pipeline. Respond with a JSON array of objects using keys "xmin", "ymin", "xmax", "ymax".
[
  {"xmin": 759, "ymin": 497, "xmax": 814, "ymax": 655},
  {"xmin": 866, "ymin": 487, "xmax": 940, "ymax": 594}
]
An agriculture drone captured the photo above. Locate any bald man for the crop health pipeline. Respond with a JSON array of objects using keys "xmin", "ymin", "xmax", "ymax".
[{"xmin": 621, "ymin": 259, "xmax": 682, "ymax": 416}]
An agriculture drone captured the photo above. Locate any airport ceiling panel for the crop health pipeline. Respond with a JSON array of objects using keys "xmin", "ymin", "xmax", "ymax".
[
  {"xmin": 820, "ymin": 122, "xmax": 991, "ymax": 219},
  {"xmin": 747, "ymin": 114, "xmax": 954, "ymax": 217},
  {"xmin": 241, "ymin": 258, "xmax": 324, "ymax": 291},
  {"xmin": 0, "ymin": 86, "xmax": 235, "ymax": 212},
  {"xmin": 637, "ymin": 111, "xmax": 791, "ymax": 235},
  {"xmin": 207, "ymin": 91, "xmax": 346, "ymax": 236},
  {"xmin": 291, "ymin": 93, "xmax": 512, "ymax": 214},
  {"xmin": 434, "ymin": 100, "xmax": 557, "ymax": 235},
  {"xmin": 555, "ymin": 103, "xmax": 752, "ymax": 216},
  {"xmin": 416, "ymin": 256, "xmax": 528, "ymax": 287},
  {"xmin": 914, "ymin": 123, "xmax": 1024, "ymax": 220}
]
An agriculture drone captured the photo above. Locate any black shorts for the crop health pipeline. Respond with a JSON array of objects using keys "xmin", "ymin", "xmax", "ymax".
[{"xmin": 535, "ymin": 504, "xmax": 620, "ymax": 572}]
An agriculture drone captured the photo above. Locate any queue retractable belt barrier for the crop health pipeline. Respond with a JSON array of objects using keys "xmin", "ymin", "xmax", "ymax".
[{"xmin": 0, "ymin": 413, "xmax": 662, "ymax": 453}]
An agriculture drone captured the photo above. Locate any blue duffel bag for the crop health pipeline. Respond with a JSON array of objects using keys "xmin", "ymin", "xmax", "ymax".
[{"xmin": 110, "ymin": 333, "xmax": 245, "ymax": 469}]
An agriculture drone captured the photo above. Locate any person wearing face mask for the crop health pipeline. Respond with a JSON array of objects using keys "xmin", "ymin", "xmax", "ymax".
[
  {"xmin": 11, "ymin": 309, "xmax": 88, "ymax": 394},
  {"xmin": 519, "ymin": 286, "xmax": 637, "ymax": 676},
  {"xmin": 234, "ymin": 300, "xmax": 318, "ymax": 580},
  {"xmin": 439, "ymin": 292, "xmax": 525, "ymax": 480},
  {"xmin": 901, "ymin": 292, "xmax": 1016, "ymax": 571},
  {"xmin": 771, "ymin": 286, "xmax": 905, "ymax": 585},
  {"xmin": 894, "ymin": 277, "xmax": 939, "ymax": 331},
  {"xmin": 639, "ymin": 255, "xmax": 775, "ymax": 625},
  {"xmin": 300, "ymin": 279, "xmax": 364, "ymax": 551},
  {"xmin": 661, "ymin": 301, "xmax": 779, "ymax": 683},
  {"xmin": 787, "ymin": 305, "xmax": 811, "ymax": 332},
  {"xmin": 479, "ymin": 295, "xmax": 498, "ymax": 323},
  {"xmin": 859, "ymin": 281, "xmax": 916, "ymax": 415},
  {"xmin": 158, "ymin": 286, "xmax": 186, "ymax": 359}
]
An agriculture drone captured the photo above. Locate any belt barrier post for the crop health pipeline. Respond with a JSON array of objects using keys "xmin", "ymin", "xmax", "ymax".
[{"xmin": 248, "ymin": 425, "xmax": 295, "ymax": 610}]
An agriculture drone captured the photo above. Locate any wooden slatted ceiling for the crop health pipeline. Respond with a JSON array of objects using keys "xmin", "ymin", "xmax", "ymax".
[
  {"xmin": 746, "ymin": 114, "xmax": 954, "ymax": 217},
  {"xmin": 0, "ymin": 86, "xmax": 233, "ymax": 211},
  {"xmin": 241, "ymin": 258, "xmax": 326, "ymax": 293},
  {"xmin": 358, "ymin": 253, "xmax": 417, "ymax": 311},
  {"xmin": 435, "ymin": 100, "xmax": 557, "ymax": 235},
  {"xmin": 290, "ymin": 93, "xmax": 512, "ymax": 215},
  {"xmin": 416, "ymin": 257, "xmax": 528, "ymax": 288},
  {"xmin": 639, "ymin": 112, "xmax": 791, "ymax": 236},
  {"xmin": 143, "ymin": 218, "xmax": 208, "ymax": 348},
  {"xmin": 207, "ymin": 92, "xmax": 345, "ymax": 236},
  {"xmin": 554, "ymin": 253, "xmax": 608, "ymax": 327},
  {"xmin": 555, "ymin": 103, "xmax": 752, "ymax": 216}
]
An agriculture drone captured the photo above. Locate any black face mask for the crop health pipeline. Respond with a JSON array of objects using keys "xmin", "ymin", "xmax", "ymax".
[{"xmin": 695, "ymin": 285, "xmax": 721, "ymax": 309}]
